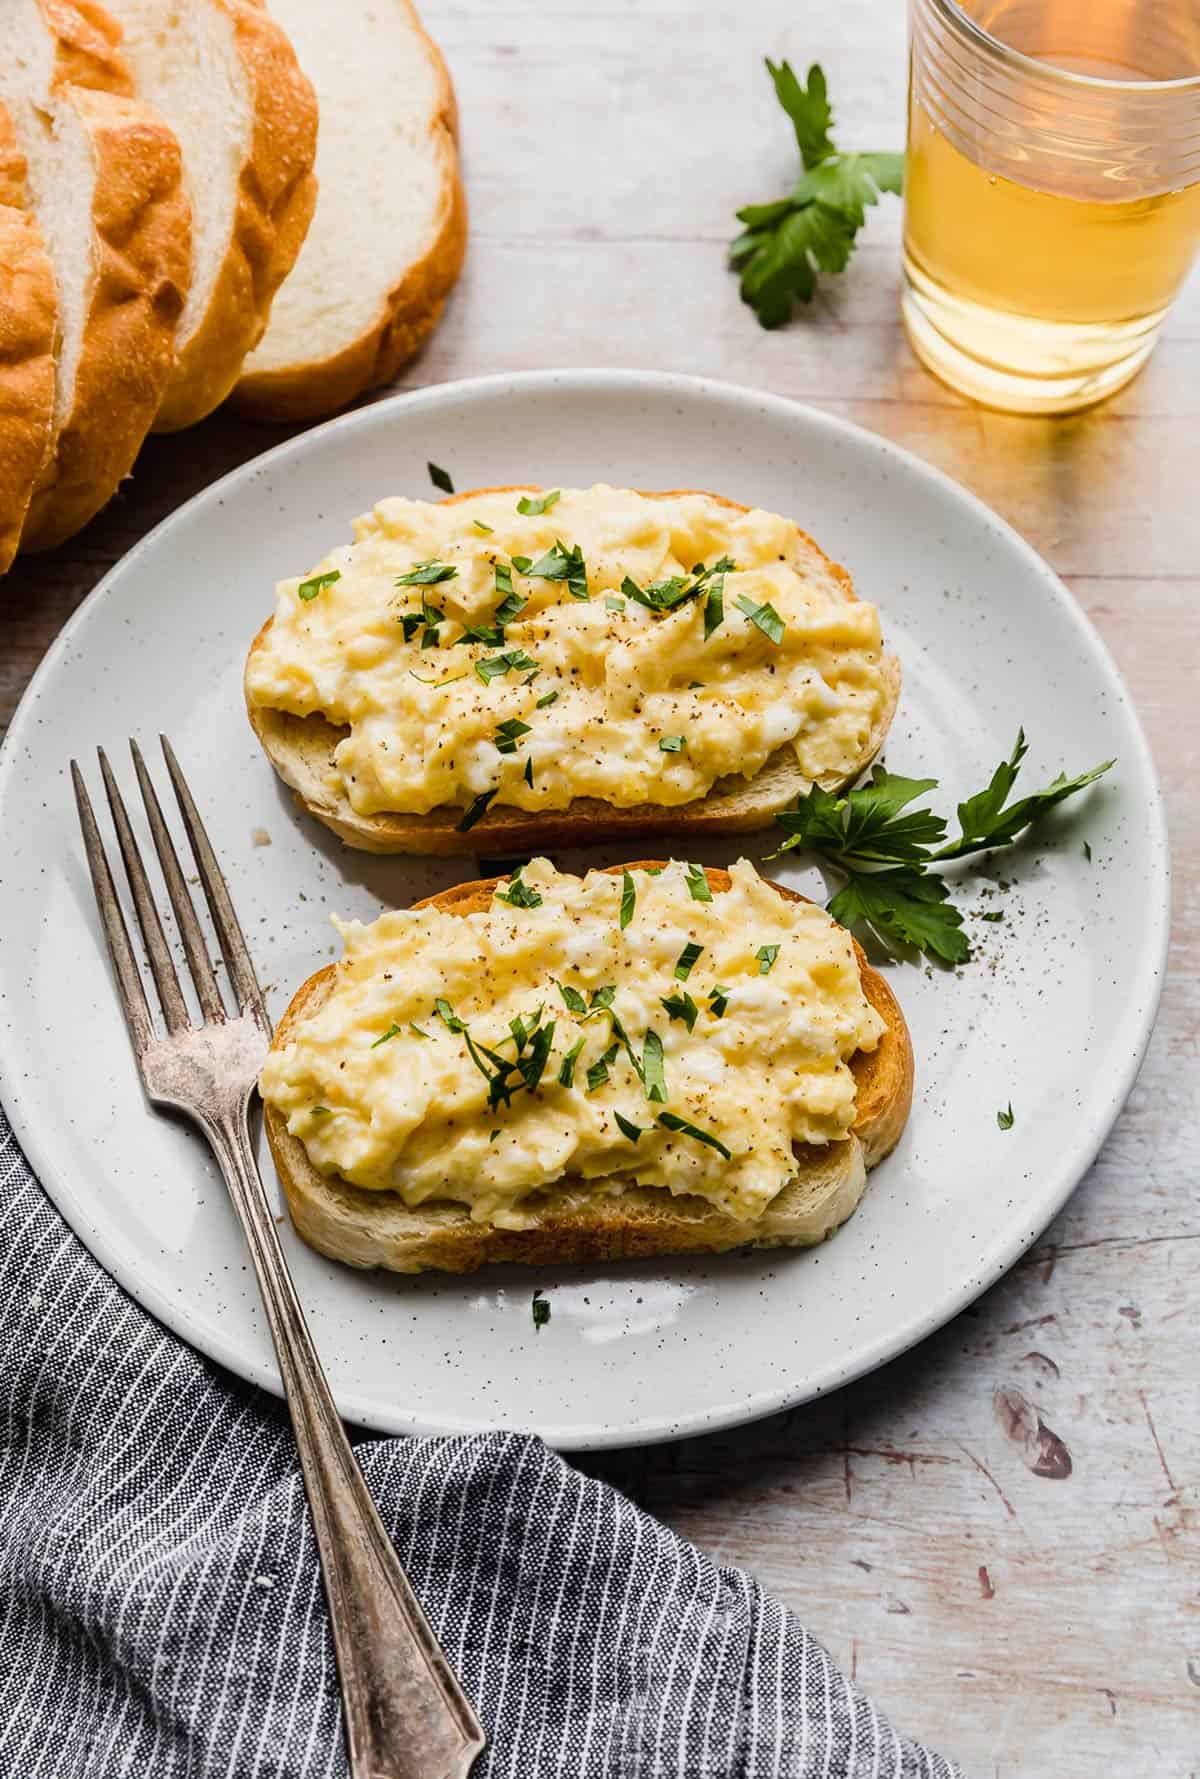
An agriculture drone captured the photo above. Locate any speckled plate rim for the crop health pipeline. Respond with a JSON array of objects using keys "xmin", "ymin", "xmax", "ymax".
[{"xmin": 0, "ymin": 370, "xmax": 1170, "ymax": 1448}]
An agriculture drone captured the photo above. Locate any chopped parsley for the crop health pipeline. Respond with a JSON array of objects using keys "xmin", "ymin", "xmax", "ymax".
[
  {"xmin": 527, "ymin": 540, "xmax": 588, "ymax": 600},
  {"xmin": 370, "ymin": 1023, "xmax": 403, "ymax": 1048},
  {"xmin": 475, "ymin": 648, "xmax": 539, "ymax": 684},
  {"xmin": 409, "ymin": 1023, "xmax": 430, "ymax": 1039},
  {"xmin": 297, "ymin": 569, "xmax": 340, "ymax": 601},
  {"xmin": 997, "ymin": 1103, "xmax": 1015, "ymax": 1131},
  {"xmin": 524, "ymin": 756, "xmax": 535, "ymax": 788},
  {"xmin": 427, "ymin": 461, "xmax": 454, "ymax": 494},
  {"xmin": 735, "ymin": 593, "xmax": 785, "ymax": 644},
  {"xmin": 703, "ymin": 574, "xmax": 726, "ymax": 639},
  {"xmin": 396, "ymin": 559, "xmax": 458, "ymax": 587},
  {"xmin": 641, "ymin": 1030, "xmax": 667, "ymax": 1103},
  {"xmin": 1083, "ymin": 840, "xmax": 1093, "ymax": 862},
  {"xmin": 473, "ymin": 518, "xmax": 494, "ymax": 534},
  {"xmin": 755, "ymin": 943, "xmax": 780, "ymax": 974},
  {"xmin": 587, "ymin": 1043, "xmax": 621, "ymax": 1094},
  {"xmin": 457, "ymin": 788, "xmax": 498, "ymax": 831},
  {"xmin": 614, "ymin": 1112, "xmax": 645, "ymax": 1143},
  {"xmin": 685, "ymin": 862, "xmax": 713, "ymax": 903},
  {"xmin": 621, "ymin": 556, "xmax": 736, "ymax": 620},
  {"xmin": 605, "ymin": 594, "xmax": 626, "ymax": 612},
  {"xmin": 310, "ymin": 1105, "xmax": 331, "ymax": 1116},
  {"xmin": 980, "ymin": 910, "xmax": 1004, "ymax": 923},
  {"xmin": 531, "ymin": 1290, "xmax": 551, "ymax": 1330},
  {"xmin": 494, "ymin": 717, "xmax": 532, "ymax": 756},
  {"xmin": 659, "ymin": 735, "xmax": 685, "ymax": 753},
  {"xmin": 535, "ymin": 689, "xmax": 559, "ymax": 709},
  {"xmin": 435, "ymin": 996, "xmax": 557, "ymax": 1109},
  {"xmin": 660, "ymin": 991, "xmax": 698, "ymax": 1032},
  {"xmin": 619, "ymin": 870, "xmax": 636, "ymax": 930},
  {"xmin": 555, "ymin": 981, "xmax": 588, "ymax": 1016},
  {"xmin": 517, "ymin": 490, "xmax": 561, "ymax": 516},
  {"xmin": 494, "ymin": 868, "xmax": 542, "ymax": 909},
  {"xmin": 656, "ymin": 1111, "xmax": 732, "ymax": 1159},
  {"xmin": 674, "ymin": 941, "xmax": 703, "ymax": 979},
  {"xmin": 707, "ymin": 984, "xmax": 731, "ymax": 1017},
  {"xmin": 409, "ymin": 668, "xmax": 469, "ymax": 688},
  {"xmin": 558, "ymin": 1037, "xmax": 585, "ymax": 1087}
]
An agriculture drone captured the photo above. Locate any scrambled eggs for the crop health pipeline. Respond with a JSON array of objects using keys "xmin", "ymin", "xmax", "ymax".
[
  {"xmin": 245, "ymin": 486, "xmax": 888, "ymax": 817},
  {"xmin": 260, "ymin": 859, "xmax": 885, "ymax": 1227}
]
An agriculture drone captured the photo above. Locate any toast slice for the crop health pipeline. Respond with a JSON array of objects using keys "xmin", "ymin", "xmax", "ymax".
[
  {"xmin": 230, "ymin": 0, "xmax": 466, "ymax": 423},
  {"xmin": 100, "ymin": 0, "xmax": 318, "ymax": 431},
  {"xmin": 264, "ymin": 865, "xmax": 914, "ymax": 1274},
  {"xmin": 1, "ymin": 0, "xmax": 190, "ymax": 553},
  {"xmin": 0, "ymin": 98, "xmax": 57, "ymax": 574},
  {"xmin": 245, "ymin": 486, "xmax": 901, "ymax": 855}
]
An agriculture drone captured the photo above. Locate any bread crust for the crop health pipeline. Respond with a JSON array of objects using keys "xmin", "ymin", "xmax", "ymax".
[
  {"xmin": 263, "ymin": 864, "xmax": 914, "ymax": 1274},
  {"xmin": 229, "ymin": 0, "xmax": 466, "ymax": 424},
  {"xmin": 150, "ymin": 0, "xmax": 319, "ymax": 432},
  {"xmin": 19, "ymin": 83, "xmax": 190, "ymax": 551},
  {"xmin": 0, "ymin": 102, "xmax": 57, "ymax": 575},
  {"xmin": 245, "ymin": 486, "xmax": 901, "ymax": 852}
]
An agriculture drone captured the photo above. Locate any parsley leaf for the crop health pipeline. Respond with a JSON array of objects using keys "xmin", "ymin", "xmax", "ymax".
[
  {"xmin": 457, "ymin": 788, "xmax": 498, "ymax": 831},
  {"xmin": 495, "ymin": 868, "xmax": 542, "ymax": 909},
  {"xmin": 997, "ymin": 1103, "xmax": 1015, "ymax": 1130},
  {"xmin": 475, "ymin": 648, "xmax": 539, "ymax": 684},
  {"xmin": 707, "ymin": 984, "xmax": 731, "ymax": 1017},
  {"xmin": 614, "ymin": 1112, "xmax": 645, "ymax": 1143},
  {"xmin": 755, "ymin": 944, "xmax": 780, "ymax": 974},
  {"xmin": 396, "ymin": 559, "xmax": 458, "ymax": 587},
  {"xmin": 297, "ymin": 569, "xmax": 340, "ymax": 601},
  {"xmin": 587, "ymin": 1042, "xmax": 621, "ymax": 1094},
  {"xmin": 473, "ymin": 518, "xmax": 494, "ymax": 535},
  {"xmin": 674, "ymin": 941, "xmax": 703, "ymax": 979},
  {"xmin": 773, "ymin": 736, "xmax": 1113, "ymax": 964},
  {"xmin": 661, "ymin": 991, "xmax": 698, "ymax": 1032},
  {"xmin": 685, "ymin": 863, "xmax": 713, "ymax": 903},
  {"xmin": 656, "ymin": 1111, "xmax": 732, "ymax": 1160},
  {"xmin": 558, "ymin": 1037, "xmax": 585, "ymax": 1087},
  {"xmin": 934, "ymin": 730, "xmax": 1115, "ymax": 861},
  {"xmin": 428, "ymin": 461, "xmax": 454, "ymax": 494},
  {"xmin": 494, "ymin": 717, "xmax": 532, "ymax": 755},
  {"xmin": 371, "ymin": 1023, "xmax": 403, "ymax": 1048},
  {"xmin": 517, "ymin": 490, "xmax": 561, "ymax": 516},
  {"xmin": 619, "ymin": 869, "xmax": 636, "ymax": 929},
  {"xmin": 527, "ymin": 540, "xmax": 588, "ymax": 600},
  {"xmin": 730, "ymin": 60, "xmax": 902, "ymax": 328},
  {"xmin": 532, "ymin": 1290, "xmax": 551, "ymax": 1330},
  {"xmin": 555, "ymin": 980, "xmax": 588, "ymax": 1016},
  {"xmin": 703, "ymin": 575, "xmax": 726, "ymax": 639},
  {"xmin": 535, "ymin": 688, "xmax": 559, "ymax": 709},
  {"xmin": 735, "ymin": 593, "xmax": 785, "ymax": 644},
  {"xmin": 660, "ymin": 735, "xmax": 685, "ymax": 753},
  {"xmin": 640, "ymin": 1030, "xmax": 667, "ymax": 1103}
]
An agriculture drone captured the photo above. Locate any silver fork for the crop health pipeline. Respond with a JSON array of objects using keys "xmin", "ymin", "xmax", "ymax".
[{"xmin": 71, "ymin": 737, "xmax": 485, "ymax": 1779}]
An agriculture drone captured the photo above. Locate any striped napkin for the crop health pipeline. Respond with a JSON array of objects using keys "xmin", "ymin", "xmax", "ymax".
[{"xmin": 0, "ymin": 1109, "xmax": 964, "ymax": 1778}]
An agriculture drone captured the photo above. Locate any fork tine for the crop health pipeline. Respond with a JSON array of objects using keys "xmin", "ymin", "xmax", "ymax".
[
  {"xmin": 72, "ymin": 761, "xmax": 156, "ymax": 1060},
  {"xmin": 97, "ymin": 748, "xmax": 191, "ymax": 1035},
  {"xmin": 129, "ymin": 740, "xmax": 227, "ymax": 1026},
  {"xmin": 159, "ymin": 736, "xmax": 270, "ymax": 1032}
]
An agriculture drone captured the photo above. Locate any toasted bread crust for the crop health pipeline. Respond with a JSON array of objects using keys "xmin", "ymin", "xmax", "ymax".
[
  {"xmin": 0, "ymin": 102, "xmax": 57, "ymax": 574},
  {"xmin": 245, "ymin": 486, "xmax": 900, "ymax": 853},
  {"xmin": 230, "ymin": 0, "xmax": 465, "ymax": 424},
  {"xmin": 151, "ymin": 0, "xmax": 319, "ymax": 432},
  {"xmin": 264, "ymin": 864, "xmax": 914, "ymax": 1273}
]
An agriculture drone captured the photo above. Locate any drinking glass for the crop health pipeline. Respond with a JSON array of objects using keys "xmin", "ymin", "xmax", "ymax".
[{"xmin": 902, "ymin": 0, "xmax": 1200, "ymax": 413}]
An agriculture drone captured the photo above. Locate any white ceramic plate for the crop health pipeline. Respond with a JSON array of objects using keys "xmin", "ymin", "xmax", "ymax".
[{"xmin": 0, "ymin": 372, "xmax": 1167, "ymax": 1449}]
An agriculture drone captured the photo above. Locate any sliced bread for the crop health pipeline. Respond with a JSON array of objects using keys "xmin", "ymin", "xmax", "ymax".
[
  {"xmin": 231, "ymin": 0, "xmax": 466, "ymax": 424},
  {"xmin": 0, "ymin": 98, "xmax": 57, "ymax": 573},
  {"xmin": 99, "ymin": 0, "xmax": 318, "ymax": 432},
  {"xmin": 1, "ymin": 0, "xmax": 191, "ymax": 552},
  {"xmin": 264, "ymin": 866, "xmax": 914, "ymax": 1274}
]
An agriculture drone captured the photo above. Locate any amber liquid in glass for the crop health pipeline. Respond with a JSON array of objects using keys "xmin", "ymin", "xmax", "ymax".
[{"xmin": 903, "ymin": 0, "xmax": 1200, "ymax": 411}]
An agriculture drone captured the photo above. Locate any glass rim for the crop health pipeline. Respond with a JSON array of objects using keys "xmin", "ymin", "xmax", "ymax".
[{"xmin": 926, "ymin": 0, "xmax": 1200, "ymax": 94}]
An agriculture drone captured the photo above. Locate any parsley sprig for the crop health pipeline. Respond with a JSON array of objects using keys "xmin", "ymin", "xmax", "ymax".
[
  {"xmin": 730, "ymin": 61, "xmax": 903, "ymax": 328},
  {"xmin": 774, "ymin": 733, "xmax": 1113, "ymax": 964}
]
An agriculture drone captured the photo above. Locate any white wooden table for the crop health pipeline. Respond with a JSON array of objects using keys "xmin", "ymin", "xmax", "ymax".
[{"xmin": 2, "ymin": 3, "xmax": 1196, "ymax": 1773}]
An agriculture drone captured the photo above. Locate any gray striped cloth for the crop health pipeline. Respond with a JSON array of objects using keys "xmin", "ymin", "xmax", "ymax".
[{"xmin": 0, "ymin": 1108, "xmax": 964, "ymax": 1778}]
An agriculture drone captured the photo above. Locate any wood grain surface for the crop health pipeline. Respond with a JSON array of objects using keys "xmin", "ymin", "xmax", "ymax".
[{"xmin": 1, "ymin": 4, "xmax": 1196, "ymax": 1774}]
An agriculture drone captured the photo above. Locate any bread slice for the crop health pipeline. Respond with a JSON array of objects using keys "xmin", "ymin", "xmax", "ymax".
[
  {"xmin": 100, "ymin": 0, "xmax": 317, "ymax": 432},
  {"xmin": 230, "ymin": 0, "xmax": 466, "ymax": 424},
  {"xmin": 1, "ymin": 0, "xmax": 190, "ymax": 553},
  {"xmin": 246, "ymin": 487, "xmax": 901, "ymax": 855},
  {"xmin": 263, "ymin": 865, "xmax": 914, "ymax": 1274},
  {"xmin": 0, "ymin": 98, "xmax": 57, "ymax": 574}
]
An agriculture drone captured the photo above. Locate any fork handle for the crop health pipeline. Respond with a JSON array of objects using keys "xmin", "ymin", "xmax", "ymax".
[{"xmin": 207, "ymin": 1100, "xmax": 485, "ymax": 1779}]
